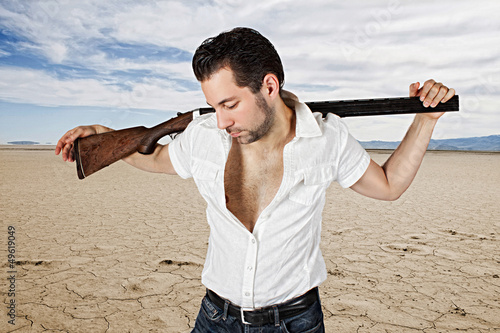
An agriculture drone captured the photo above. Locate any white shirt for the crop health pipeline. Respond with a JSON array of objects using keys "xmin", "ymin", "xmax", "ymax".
[{"xmin": 168, "ymin": 91, "xmax": 370, "ymax": 308}]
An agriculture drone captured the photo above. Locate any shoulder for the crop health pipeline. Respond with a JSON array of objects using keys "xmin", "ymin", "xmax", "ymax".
[
  {"xmin": 311, "ymin": 113, "xmax": 364, "ymax": 159},
  {"xmin": 168, "ymin": 112, "xmax": 225, "ymax": 173},
  {"xmin": 180, "ymin": 112, "xmax": 218, "ymax": 140},
  {"xmin": 190, "ymin": 112, "xmax": 218, "ymax": 130},
  {"xmin": 317, "ymin": 113, "xmax": 350, "ymax": 139}
]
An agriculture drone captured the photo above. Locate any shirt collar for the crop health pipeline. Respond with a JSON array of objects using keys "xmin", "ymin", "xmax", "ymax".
[{"xmin": 281, "ymin": 90, "xmax": 322, "ymax": 138}]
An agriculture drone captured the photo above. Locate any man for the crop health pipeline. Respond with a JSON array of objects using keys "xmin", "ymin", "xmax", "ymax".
[{"xmin": 56, "ymin": 27, "xmax": 455, "ymax": 332}]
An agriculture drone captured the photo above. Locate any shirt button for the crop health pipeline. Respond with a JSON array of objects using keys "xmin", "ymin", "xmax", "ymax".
[
  {"xmin": 251, "ymin": 239, "xmax": 256, "ymax": 244},
  {"xmin": 245, "ymin": 292, "xmax": 250, "ymax": 296},
  {"xmin": 247, "ymin": 266, "xmax": 253, "ymax": 271}
]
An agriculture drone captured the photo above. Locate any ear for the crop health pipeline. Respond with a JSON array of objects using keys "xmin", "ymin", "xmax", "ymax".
[{"xmin": 261, "ymin": 73, "xmax": 280, "ymax": 101}]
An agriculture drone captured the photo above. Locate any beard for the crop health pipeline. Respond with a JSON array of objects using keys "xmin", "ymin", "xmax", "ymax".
[{"xmin": 227, "ymin": 92, "xmax": 276, "ymax": 144}]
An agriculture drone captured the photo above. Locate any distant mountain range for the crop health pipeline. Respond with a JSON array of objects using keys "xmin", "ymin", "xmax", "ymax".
[
  {"xmin": 360, "ymin": 135, "xmax": 500, "ymax": 151},
  {"xmin": 6, "ymin": 136, "xmax": 500, "ymax": 151},
  {"xmin": 7, "ymin": 141, "xmax": 40, "ymax": 145}
]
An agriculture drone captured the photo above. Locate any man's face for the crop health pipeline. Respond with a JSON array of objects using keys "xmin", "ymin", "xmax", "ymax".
[{"xmin": 201, "ymin": 67, "xmax": 275, "ymax": 144}]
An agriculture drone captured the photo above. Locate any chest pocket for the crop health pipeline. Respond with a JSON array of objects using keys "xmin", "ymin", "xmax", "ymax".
[
  {"xmin": 289, "ymin": 166, "xmax": 334, "ymax": 206},
  {"xmin": 192, "ymin": 160, "xmax": 219, "ymax": 199}
]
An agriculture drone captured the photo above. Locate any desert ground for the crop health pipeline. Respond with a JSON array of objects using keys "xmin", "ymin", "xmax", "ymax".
[{"xmin": 1, "ymin": 146, "xmax": 499, "ymax": 332}]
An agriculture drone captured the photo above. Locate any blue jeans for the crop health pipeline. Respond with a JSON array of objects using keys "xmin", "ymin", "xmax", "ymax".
[{"xmin": 191, "ymin": 291, "xmax": 325, "ymax": 333}]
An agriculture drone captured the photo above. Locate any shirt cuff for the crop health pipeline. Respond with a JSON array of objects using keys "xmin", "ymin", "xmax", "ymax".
[
  {"xmin": 338, "ymin": 151, "xmax": 371, "ymax": 188},
  {"xmin": 167, "ymin": 141, "xmax": 192, "ymax": 179}
]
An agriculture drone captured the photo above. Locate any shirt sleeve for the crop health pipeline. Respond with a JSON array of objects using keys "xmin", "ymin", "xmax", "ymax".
[
  {"xmin": 335, "ymin": 118, "xmax": 371, "ymax": 188},
  {"xmin": 168, "ymin": 127, "xmax": 194, "ymax": 179}
]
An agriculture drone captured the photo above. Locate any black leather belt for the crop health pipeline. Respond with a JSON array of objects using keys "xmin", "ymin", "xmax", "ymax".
[{"xmin": 206, "ymin": 288, "xmax": 319, "ymax": 326}]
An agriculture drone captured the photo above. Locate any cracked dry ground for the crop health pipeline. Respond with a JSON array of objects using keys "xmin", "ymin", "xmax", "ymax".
[{"xmin": 1, "ymin": 148, "xmax": 499, "ymax": 332}]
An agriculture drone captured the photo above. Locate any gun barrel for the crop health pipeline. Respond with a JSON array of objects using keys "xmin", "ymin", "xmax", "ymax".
[
  {"xmin": 196, "ymin": 95, "xmax": 459, "ymax": 118},
  {"xmin": 308, "ymin": 95, "xmax": 459, "ymax": 117}
]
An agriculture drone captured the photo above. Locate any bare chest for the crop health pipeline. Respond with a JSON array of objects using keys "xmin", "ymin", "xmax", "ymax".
[{"xmin": 224, "ymin": 146, "xmax": 284, "ymax": 232}]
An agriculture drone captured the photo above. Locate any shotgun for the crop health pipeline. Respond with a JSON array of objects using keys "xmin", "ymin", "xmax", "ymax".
[{"xmin": 73, "ymin": 95, "xmax": 459, "ymax": 179}]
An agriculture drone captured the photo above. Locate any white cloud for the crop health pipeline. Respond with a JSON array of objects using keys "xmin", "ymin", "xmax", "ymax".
[
  {"xmin": 0, "ymin": 0, "xmax": 499, "ymax": 141},
  {"xmin": 0, "ymin": 67, "xmax": 205, "ymax": 111},
  {"xmin": 46, "ymin": 41, "xmax": 67, "ymax": 63}
]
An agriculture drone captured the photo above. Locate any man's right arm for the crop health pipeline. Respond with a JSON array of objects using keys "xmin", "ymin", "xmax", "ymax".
[{"xmin": 55, "ymin": 125, "xmax": 178, "ymax": 175}]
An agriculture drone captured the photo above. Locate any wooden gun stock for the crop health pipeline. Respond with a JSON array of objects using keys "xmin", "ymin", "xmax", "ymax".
[
  {"xmin": 73, "ymin": 95, "xmax": 459, "ymax": 179},
  {"xmin": 74, "ymin": 111, "xmax": 194, "ymax": 179}
]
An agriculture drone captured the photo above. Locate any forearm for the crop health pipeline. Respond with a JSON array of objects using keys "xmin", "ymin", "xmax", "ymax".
[
  {"xmin": 350, "ymin": 79, "xmax": 454, "ymax": 201},
  {"xmin": 122, "ymin": 144, "xmax": 162, "ymax": 172},
  {"xmin": 122, "ymin": 144, "xmax": 177, "ymax": 175},
  {"xmin": 93, "ymin": 124, "xmax": 114, "ymax": 134},
  {"xmin": 382, "ymin": 114, "xmax": 438, "ymax": 198}
]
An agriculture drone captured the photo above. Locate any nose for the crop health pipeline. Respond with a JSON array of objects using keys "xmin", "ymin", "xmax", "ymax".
[{"xmin": 216, "ymin": 109, "xmax": 234, "ymax": 130}]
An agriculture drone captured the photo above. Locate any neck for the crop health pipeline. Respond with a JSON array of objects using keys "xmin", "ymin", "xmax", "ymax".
[{"xmin": 246, "ymin": 97, "xmax": 296, "ymax": 150}]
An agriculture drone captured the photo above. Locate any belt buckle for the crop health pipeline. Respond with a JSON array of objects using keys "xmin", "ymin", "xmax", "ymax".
[{"xmin": 240, "ymin": 307, "xmax": 253, "ymax": 325}]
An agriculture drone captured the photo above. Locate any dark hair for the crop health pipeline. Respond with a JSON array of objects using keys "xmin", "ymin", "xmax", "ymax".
[{"xmin": 192, "ymin": 27, "xmax": 284, "ymax": 94}]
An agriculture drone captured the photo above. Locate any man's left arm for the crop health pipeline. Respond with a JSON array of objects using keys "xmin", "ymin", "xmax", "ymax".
[{"xmin": 350, "ymin": 79, "xmax": 456, "ymax": 201}]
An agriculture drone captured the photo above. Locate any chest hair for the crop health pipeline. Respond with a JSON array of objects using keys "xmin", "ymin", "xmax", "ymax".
[{"xmin": 224, "ymin": 143, "xmax": 284, "ymax": 232}]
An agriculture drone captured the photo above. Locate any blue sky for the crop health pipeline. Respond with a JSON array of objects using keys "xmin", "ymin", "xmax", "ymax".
[{"xmin": 0, "ymin": 0, "xmax": 499, "ymax": 144}]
